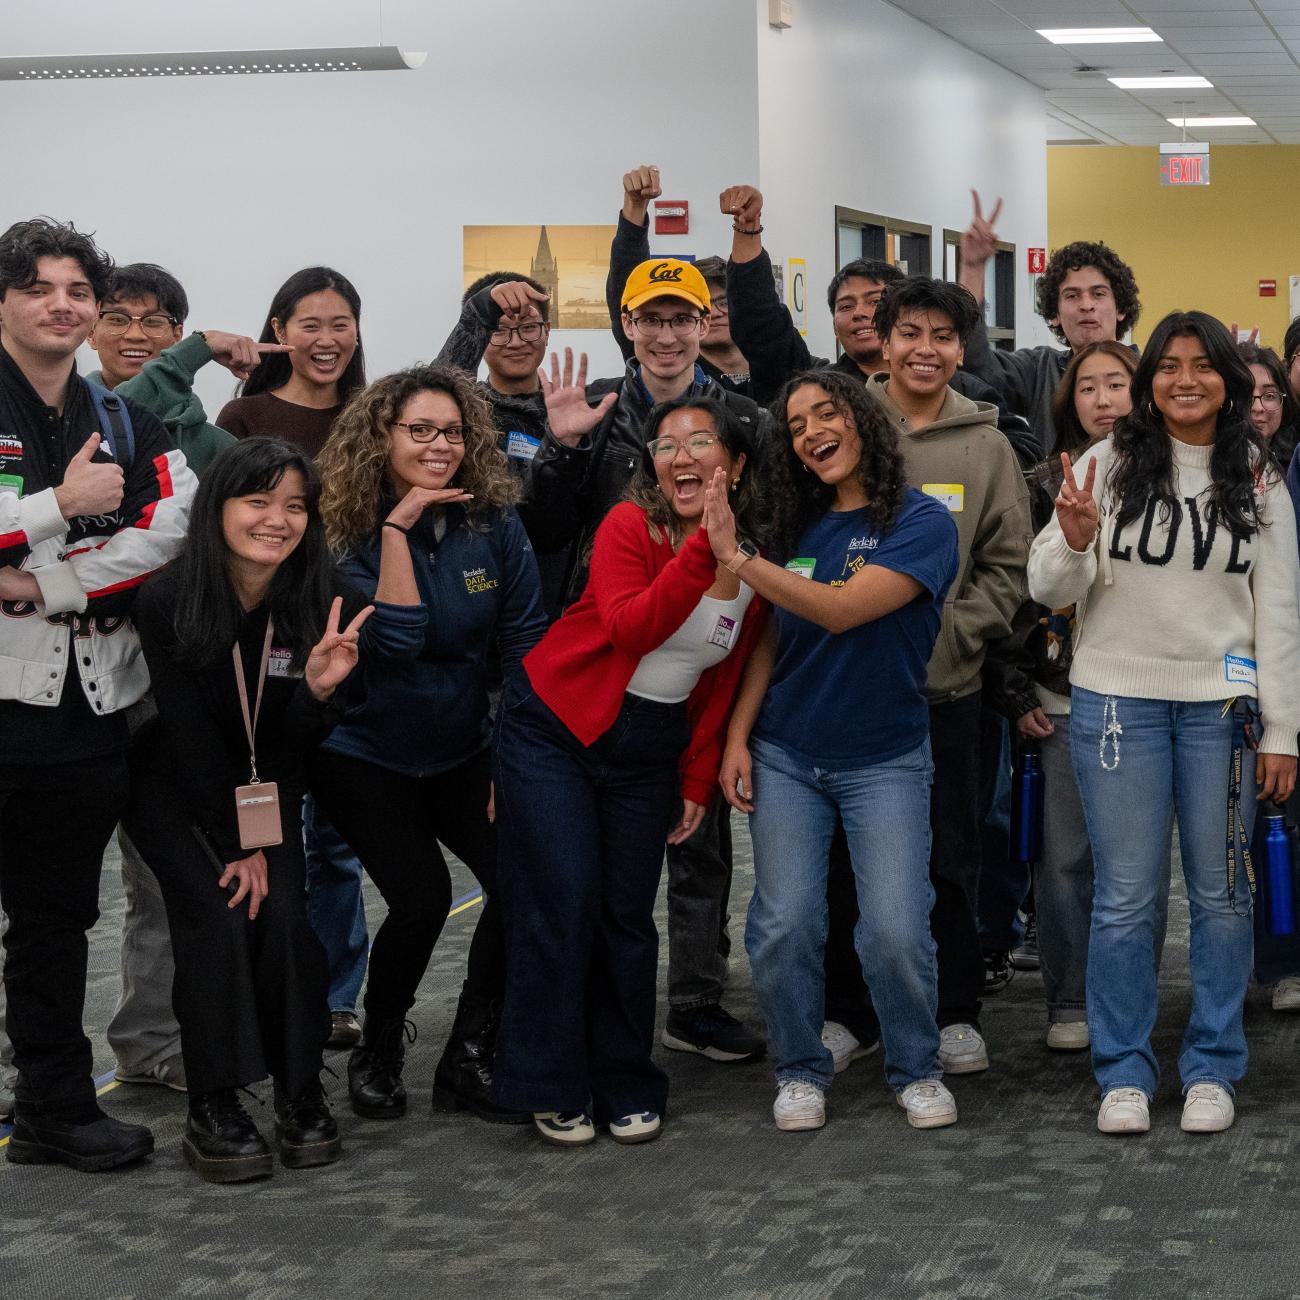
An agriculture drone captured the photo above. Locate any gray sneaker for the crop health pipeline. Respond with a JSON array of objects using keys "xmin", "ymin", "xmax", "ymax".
[
  {"xmin": 115, "ymin": 1054, "xmax": 187, "ymax": 1093},
  {"xmin": 938, "ymin": 1024, "xmax": 989, "ymax": 1075}
]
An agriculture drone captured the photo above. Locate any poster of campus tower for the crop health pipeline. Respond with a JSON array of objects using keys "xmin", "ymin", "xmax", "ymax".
[{"xmin": 462, "ymin": 224, "xmax": 617, "ymax": 330}]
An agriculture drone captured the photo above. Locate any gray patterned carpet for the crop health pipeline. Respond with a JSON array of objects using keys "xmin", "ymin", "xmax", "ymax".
[{"xmin": 3, "ymin": 828, "xmax": 1300, "ymax": 1300}]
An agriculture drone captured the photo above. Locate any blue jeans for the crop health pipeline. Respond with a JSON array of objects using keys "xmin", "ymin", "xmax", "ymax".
[
  {"xmin": 1071, "ymin": 688, "xmax": 1256, "ymax": 1098},
  {"xmin": 745, "ymin": 735, "xmax": 941, "ymax": 1092},
  {"xmin": 493, "ymin": 677, "xmax": 689, "ymax": 1123},
  {"xmin": 303, "ymin": 797, "xmax": 368, "ymax": 1014}
]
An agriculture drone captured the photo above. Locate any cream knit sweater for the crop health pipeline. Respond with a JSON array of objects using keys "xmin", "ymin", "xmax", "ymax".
[{"xmin": 1028, "ymin": 436, "xmax": 1300, "ymax": 756}]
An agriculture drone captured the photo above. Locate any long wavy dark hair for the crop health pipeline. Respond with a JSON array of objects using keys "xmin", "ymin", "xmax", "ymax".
[
  {"xmin": 170, "ymin": 438, "xmax": 336, "ymax": 668},
  {"xmin": 1108, "ymin": 311, "xmax": 1265, "ymax": 535},
  {"xmin": 623, "ymin": 397, "xmax": 763, "ymax": 549},
  {"xmin": 1238, "ymin": 340, "xmax": 1298, "ymax": 471},
  {"xmin": 761, "ymin": 369, "xmax": 906, "ymax": 559},
  {"xmin": 239, "ymin": 266, "xmax": 365, "ymax": 402}
]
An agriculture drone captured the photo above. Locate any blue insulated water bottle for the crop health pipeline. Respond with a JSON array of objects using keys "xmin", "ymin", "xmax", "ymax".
[
  {"xmin": 1261, "ymin": 814, "xmax": 1297, "ymax": 938},
  {"xmin": 1011, "ymin": 749, "xmax": 1045, "ymax": 866}
]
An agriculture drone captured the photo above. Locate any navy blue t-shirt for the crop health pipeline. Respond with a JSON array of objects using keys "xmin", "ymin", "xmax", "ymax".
[{"xmin": 752, "ymin": 488, "xmax": 959, "ymax": 767}]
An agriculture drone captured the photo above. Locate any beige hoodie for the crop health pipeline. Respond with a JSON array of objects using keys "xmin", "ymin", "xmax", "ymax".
[{"xmin": 866, "ymin": 375, "xmax": 1032, "ymax": 701}]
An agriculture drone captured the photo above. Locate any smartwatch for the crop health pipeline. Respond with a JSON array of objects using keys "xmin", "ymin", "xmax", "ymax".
[{"xmin": 724, "ymin": 540, "xmax": 759, "ymax": 574}]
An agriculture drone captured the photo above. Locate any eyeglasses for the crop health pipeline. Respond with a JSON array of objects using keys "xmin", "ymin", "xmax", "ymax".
[
  {"xmin": 392, "ymin": 421, "xmax": 465, "ymax": 444},
  {"xmin": 646, "ymin": 433, "xmax": 722, "ymax": 460},
  {"xmin": 1251, "ymin": 389, "xmax": 1284, "ymax": 409},
  {"xmin": 628, "ymin": 312, "xmax": 705, "ymax": 338},
  {"xmin": 487, "ymin": 321, "xmax": 546, "ymax": 347},
  {"xmin": 97, "ymin": 310, "xmax": 177, "ymax": 338},
  {"xmin": 709, "ymin": 296, "xmax": 729, "ymax": 314}
]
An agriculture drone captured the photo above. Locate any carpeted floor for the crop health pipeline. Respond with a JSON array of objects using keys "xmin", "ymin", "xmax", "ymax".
[{"xmin": 3, "ymin": 827, "xmax": 1299, "ymax": 1300}]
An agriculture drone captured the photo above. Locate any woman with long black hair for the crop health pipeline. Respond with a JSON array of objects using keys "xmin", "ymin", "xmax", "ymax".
[
  {"xmin": 1238, "ymin": 341, "xmax": 1298, "ymax": 472},
  {"xmin": 708, "ymin": 370, "xmax": 960, "ymax": 1134},
  {"xmin": 1030, "ymin": 311, "xmax": 1300, "ymax": 1136},
  {"xmin": 127, "ymin": 438, "xmax": 372, "ymax": 1182}
]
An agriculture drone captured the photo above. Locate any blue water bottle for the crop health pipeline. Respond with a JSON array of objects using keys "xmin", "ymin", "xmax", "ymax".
[
  {"xmin": 1260, "ymin": 813, "xmax": 1297, "ymax": 938},
  {"xmin": 1011, "ymin": 748, "xmax": 1045, "ymax": 866}
]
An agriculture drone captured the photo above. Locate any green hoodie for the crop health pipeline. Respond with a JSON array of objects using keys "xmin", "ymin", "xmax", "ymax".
[{"xmin": 88, "ymin": 333, "xmax": 235, "ymax": 476}]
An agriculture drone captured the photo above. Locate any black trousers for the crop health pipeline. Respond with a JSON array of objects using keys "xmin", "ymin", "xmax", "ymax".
[
  {"xmin": 125, "ymin": 780, "xmax": 329, "ymax": 1097},
  {"xmin": 822, "ymin": 692, "xmax": 986, "ymax": 1032},
  {"xmin": 0, "ymin": 754, "xmax": 129, "ymax": 1116},
  {"xmin": 309, "ymin": 745, "xmax": 501, "ymax": 1024}
]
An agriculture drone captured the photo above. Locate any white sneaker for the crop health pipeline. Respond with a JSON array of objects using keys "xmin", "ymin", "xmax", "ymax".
[
  {"xmin": 533, "ymin": 1111, "xmax": 596, "ymax": 1146},
  {"xmin": 609, "ymin": 1111, "xmax": 662, "ymax": 1145},
  {"xmin": 1272, "ymin": 976, "xmax": 1300, "ymax": 1012},
  {"xmin": 1046, "ymin": 1021, "xmax": 1090, "ymax": 1052},
  {"xmin": 896, "ymin": 1079, "xmax": 958, "ymax": 1129},
  {"xmin": 773, "ymin": 1080, "xmax": 825, "ymax": 1131},
  {"xmin": 821, "ymin": 1021, "xmax": 879, "ymax": 1074},
  {"xmin": 1097, "ymin": 1088, "xmax": 1150, "ymax": 1134},
  {"xmin": 1181, "ymin": 1083, "xmax": 1234, "ymax": 1134},
  {"xmin": 938, "ymin": 1024, "xmax": 989, "ymax": 1074}
]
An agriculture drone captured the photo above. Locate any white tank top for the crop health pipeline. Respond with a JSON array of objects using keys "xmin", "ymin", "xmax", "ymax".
[{"xmin": 626, "ymin": 587, "xmax": 755, "ymax": 704}]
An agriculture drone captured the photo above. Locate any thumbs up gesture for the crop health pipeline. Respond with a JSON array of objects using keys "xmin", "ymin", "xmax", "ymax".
[{"xmin": 55, "ymin": 432, "xmax": 125, "ymax": 520}]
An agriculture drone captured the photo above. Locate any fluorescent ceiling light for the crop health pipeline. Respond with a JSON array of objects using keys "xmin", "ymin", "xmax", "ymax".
[
  {"xmin": 1038, "ymin": 27, "xmax": 1162, "ymax": 44},
  {"xmin": 1108, "ymin": 75, "xmax": 1213, "ymax": 89},
  {"xmin": 1167, "ymin": 116, "xmax": 1255, "ymax": 128},
  {"xmin": 0, "ymin": 46, "xmax": 426, "ymax": 80}
]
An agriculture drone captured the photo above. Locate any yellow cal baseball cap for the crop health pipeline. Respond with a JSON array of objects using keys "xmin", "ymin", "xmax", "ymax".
[{"xmin": 621, "ymin": 258, "xmax": 711, "ymax": 314}]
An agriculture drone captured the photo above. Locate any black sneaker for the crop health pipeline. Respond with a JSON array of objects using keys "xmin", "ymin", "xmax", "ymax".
[
  {"xmin": 1010, "ymin": 915, "xmax": 1040, "ymax": 971},
  {"xmin": 7, "ymin": 1110, "xmax": 154, "ymax": 1173},
  {"xmin": 983, "ymin": 949, "xmax": 1014, "ymax": 994},
  {"xmin": 661, "ymin": 1004, "xmax": 766, "ymax": 1063}
]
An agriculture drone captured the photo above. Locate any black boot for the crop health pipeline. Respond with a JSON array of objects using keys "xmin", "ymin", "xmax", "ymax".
[
  {"xmin": 181, "ymin": 1090, "xmax": 273, "ymax": 1184},
  {"xmin": 273, "ymin": 1078, "xmax": 343, "ymax": 1169},
  {"xmin": 7, "ymin": 1108, "xmax": 154, "ymax": 1173},
  {"xmin": 348, "ymin": 1019, "xmax": 413, "ymax": 1119},
  {"xmin": 432, "ymin": 993, "xmax": 529, "ymax": 1125}
]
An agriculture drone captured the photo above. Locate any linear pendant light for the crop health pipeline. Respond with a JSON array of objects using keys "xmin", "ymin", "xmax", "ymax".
[{"xmin": 0, "ymin": 46, "xmax": 427, "ymax": 80}]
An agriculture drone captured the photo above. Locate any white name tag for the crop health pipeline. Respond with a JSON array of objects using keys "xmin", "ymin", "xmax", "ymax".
[
  {"xmin": 1224, "ymin": 654, "xmax": 1257, "ymax": 688},
  {"xmin": 708, "ymin": 614, "xmax": 738, "ymax": 650},
  {"xmin": 505, "ymin": 430, "xmax": 541, "ymax": 462},
  {"xmin": 267, "ymin": 647, "xmax": 303, "ymax": 679}
]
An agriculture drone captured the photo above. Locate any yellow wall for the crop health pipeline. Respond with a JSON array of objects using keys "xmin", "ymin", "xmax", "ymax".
[{"xmin": 1048, "ymin": 145, "xmax": 1300, "ymax": 352}]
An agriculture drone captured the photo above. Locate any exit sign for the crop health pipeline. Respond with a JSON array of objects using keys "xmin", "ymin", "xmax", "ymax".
[{"xmin": 1160, "ymin": 141, "xmax": 1210, "ymax": 187}]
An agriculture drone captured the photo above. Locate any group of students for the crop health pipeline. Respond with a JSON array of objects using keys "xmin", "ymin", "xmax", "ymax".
[{"xmin": 2, "ymin": 163, "xmax": 1300, "ymax": 1183}]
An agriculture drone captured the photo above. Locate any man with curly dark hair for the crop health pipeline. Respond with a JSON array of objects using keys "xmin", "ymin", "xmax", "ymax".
[{"xmin": 957, "ymin": 192, "xmax": 1140, "ymax": 456}]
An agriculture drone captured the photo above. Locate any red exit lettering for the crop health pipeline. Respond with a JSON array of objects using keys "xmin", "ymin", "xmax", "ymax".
[{"xmin": 1169, "ymin": 156, "xmax": 1203, "ymax": 185}]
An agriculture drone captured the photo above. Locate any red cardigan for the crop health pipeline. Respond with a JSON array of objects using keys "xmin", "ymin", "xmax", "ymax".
[{"xmin": 524, "ymin": 502, "xmax": 767, "ymax": 805}]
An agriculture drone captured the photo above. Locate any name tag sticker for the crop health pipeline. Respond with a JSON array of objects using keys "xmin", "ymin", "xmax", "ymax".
[
  {"xmin": 1225, "ymin": 654, "xmax": 1258, "ymax": 688},
  {"xmin": 786, "ymin": 557, "xmax": 816, "ymax": 579},
  {"xmin": 708, "ymin": 615, "xmax": 738, "ymax": 650},
  {"xmin": 0, "ymin": 473, "xmax": 22, "ymax": 497},
  {"xmin": 505, "ymin": 430, "xmax": 541, "ymax": 462},
  {"xmin": 922, "ymin": 483, "xmax": 965, "ymax": 513},
  {"xmin": 267, "ymin": 647, "xmax": 302, "ymax": 679}
]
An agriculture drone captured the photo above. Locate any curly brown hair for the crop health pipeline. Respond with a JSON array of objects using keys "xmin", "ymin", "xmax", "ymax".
[
  {"xmin": 1036, "ymin": 240, "xmax": 1141, "ymax": 344},
  {"xmin": 318, "ymin": 363, "xmax": 518, "ymax": 554},
  {"xmin": 761, "ymin": 370, "xmax": 906, "ymax": 558}
]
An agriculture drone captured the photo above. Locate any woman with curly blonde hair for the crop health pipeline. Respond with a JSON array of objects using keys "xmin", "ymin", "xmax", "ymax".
[{"xmin": 311, "ymin": 363, "xmax": 546, "ymax": 1125}]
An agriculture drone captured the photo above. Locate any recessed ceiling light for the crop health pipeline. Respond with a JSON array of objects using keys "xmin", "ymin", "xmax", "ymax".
[
  {"xmin": 1038, "ymin": 27, "xmax": 1162, "ymax": 44},
  {"xmin": 1109, "ymin": 76, "xmax": 1213, "ymax": 89},
  {"xmin": 1167, "ymin": 116, "xmax": 1255, "ymax": 128}
]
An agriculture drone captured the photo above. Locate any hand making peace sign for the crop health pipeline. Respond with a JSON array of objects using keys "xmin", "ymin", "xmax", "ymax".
[
  {"xmin": 304, "ymin": 597, "xmax": 374, "ymax": 701},
  {"xmin": 1054, "ymin": 451, "xmax": 1100, "ymax": 552}
]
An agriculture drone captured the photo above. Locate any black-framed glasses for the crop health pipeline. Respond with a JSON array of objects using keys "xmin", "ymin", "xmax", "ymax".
[
  {"xmin": 392, "ymin": 421, "xmax": 465, "ymax": 444},
  {"xmin": 628, "ymin": 312, "xmax": 705, "ymax": 338},
  {"xmin": 646, "ymin": 433, "xmax": 721, "ymax": 460},
  {"xmin": 488, "ymin": 320, "xmax": 547, "ymax": 347},
  {"xmin": 97, "ymin": 310, "xmax": 177, "ymax": 338}
]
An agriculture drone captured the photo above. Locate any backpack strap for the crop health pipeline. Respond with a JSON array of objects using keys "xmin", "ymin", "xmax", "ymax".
[{"xmin": 85, "ymin": 382, "xmax": 135, "ymax": 468}]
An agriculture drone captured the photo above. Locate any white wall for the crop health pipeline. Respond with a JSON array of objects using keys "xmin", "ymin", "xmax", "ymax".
[
  {"xmin": 754, "ymin": 0, "xmax": 1052, "ymax": 363},
  {"xmin": 0, "ymin": 0, "xmax": 760, "ymax": 415}
]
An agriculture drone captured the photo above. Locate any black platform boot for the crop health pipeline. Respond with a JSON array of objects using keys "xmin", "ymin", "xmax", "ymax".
[
  {"xmin": 431, "ymin": 992, "xmax": 529, "ymax": 1124},
  {"xmin": 273, "ymin": 1078, "xmax": 343, "ymax": 1168},
  {"xmin": 348, "ymin": 1019, "xmax": 412, "ymax": 1119},
  {"xmin": 181, "ymin": 1090, "xmax": 273, "ymax": 1184}
]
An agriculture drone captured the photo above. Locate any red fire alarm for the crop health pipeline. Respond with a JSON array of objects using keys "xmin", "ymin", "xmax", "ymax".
[
  {"xmin": 653, "ymin": 200, "xmax": 689, "ymax": 236},
  {"xmin": 1260, "ymin": 279, "xmax": 1277, "ymax": 297},
  {"xmin": 1027, "ymin": 247, "xmax": 1046, "ymax": 275}
]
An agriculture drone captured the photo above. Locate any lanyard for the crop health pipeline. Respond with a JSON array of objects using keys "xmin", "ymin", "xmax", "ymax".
[
  {"xmin": 232, "ymin": 619, "xmax": 275, "ymax": 785},
  {"xmin": 1226, "ymin": 697, "xmax": 1258, "ymax": 915}
]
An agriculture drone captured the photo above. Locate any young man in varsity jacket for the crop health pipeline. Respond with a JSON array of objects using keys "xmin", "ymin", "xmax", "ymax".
[{"xmin": 0, "ymin": 219, "xmax": 196, "ymax": 1172}]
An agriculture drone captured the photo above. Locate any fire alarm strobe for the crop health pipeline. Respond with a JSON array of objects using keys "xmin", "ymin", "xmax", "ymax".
[{"xmin": 653, "ymin": 200, "xmax": 689, "ymax": 236}]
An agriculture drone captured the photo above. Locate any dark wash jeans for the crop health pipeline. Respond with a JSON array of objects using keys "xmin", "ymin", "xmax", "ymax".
[
  {"xmin": 822, "ymin": 692, "xmax": 986, "ymax": 1032},
  {"xmin": 0, "ymin": 753, "xmax": 129, "ymax": 1116},
  {"xmin": 665, "ymin": 799, "xmax": 733, "ymax": 1011},
  {"xmin": 492, "ymin": 674, "xmax": 688, "ymax": 1123}
]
